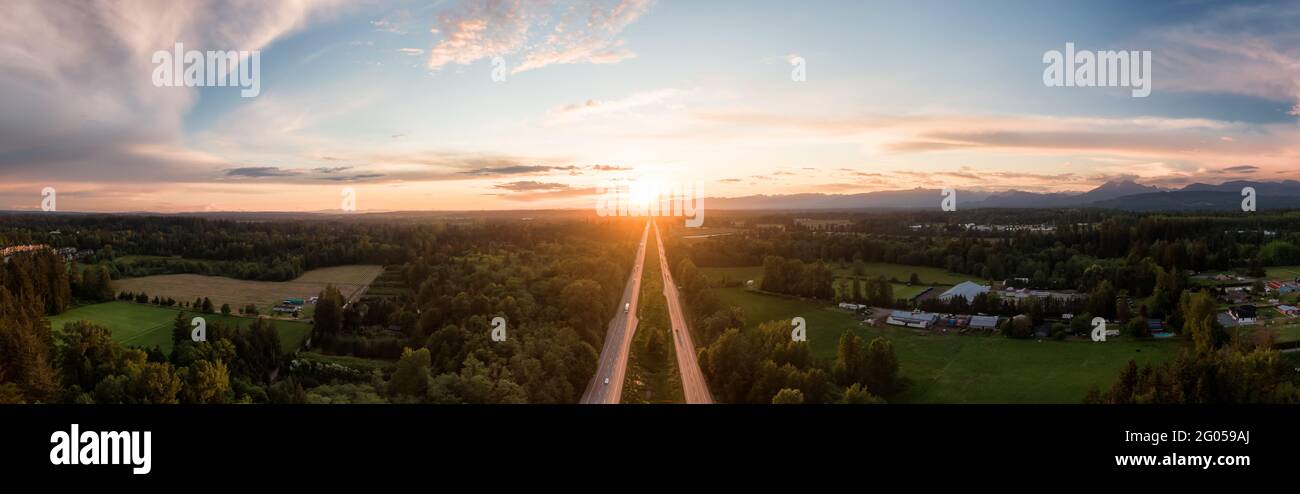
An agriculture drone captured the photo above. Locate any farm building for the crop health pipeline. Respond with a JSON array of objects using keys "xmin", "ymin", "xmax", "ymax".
[
  {"xmin": 939, "ymin": 281, "xmax": 990, "ymax": 303},
  {"xmin": 886, "ymin": 310, "xmax": 939, "ymax": 329},
  {"xmin": 1266, "ymin": 280, "xmax": 1299, "ymax": 294},
  {"xmin": 1278, "ymin": 305, "xmax": 1300, "ymax": 316},
  {"xmin": 968, "ymin": 315, "xmax": 999, "ymax": 330},
  {"xmin": 1229, "ymin": 305, "xmax": 1257, "ymax": 324}
]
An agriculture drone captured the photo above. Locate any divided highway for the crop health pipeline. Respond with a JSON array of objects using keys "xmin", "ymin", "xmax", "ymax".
[
  {"xmin": 653, "ymin": 221, "xmax": 714, "ymax": 404},
  {"xmin": 580, "ymin": 221, "xmax": 650, "ymax": 404}
]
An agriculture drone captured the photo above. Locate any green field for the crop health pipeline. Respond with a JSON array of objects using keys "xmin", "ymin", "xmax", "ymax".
[
  {"xmin": 703, "ymin": 262, "xmax": 980, "ymax": 286},
  {"xmin": 705, "ymin": 262, "xmax": 975, "ymax": 303},
  {"xmin": 1265, "ymin": 265, "xmax": 1300, "ymax": 279},
  {"xmin": 48, "ymin": 301, "xmax": 312, "ymax": 353},
  {"xmin": 712, "ymin": 286, "xmax": 1180, "ymax": 403},
  {"xmin": 835, "ymin": 262, "xmax": 982, "ymax": 285}
]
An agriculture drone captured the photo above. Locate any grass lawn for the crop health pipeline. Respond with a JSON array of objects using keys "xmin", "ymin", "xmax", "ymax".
[
  {"xmin": 702, "ymin": 262, "xmax": 982, "ymax": 288},
  {"xmin": 835, "ymin": 262, "xmax": 982, "ymax": 285},
  {"xmin": 48, "ymin": 301, "xmax": 312, "ymax": 353},
  {"xmin": 294, "ymin": 352, "xmax": 396, "ymax": 373},
  {"xmin": 1265, "ymin": 265, "xmax": 1300, "ymax": 279},
  {"xmin": 712, "ymin": 287, "xmax": 1180, "ymax": 403},
  {"xmin": 834, "ymin": 279, "xmax": 930, "ymax": 301}
]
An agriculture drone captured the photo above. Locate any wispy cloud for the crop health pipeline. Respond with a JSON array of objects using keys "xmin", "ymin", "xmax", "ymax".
[{"xmin": 424, "ymin": 0, "xmax": 654, "ymax": 74}]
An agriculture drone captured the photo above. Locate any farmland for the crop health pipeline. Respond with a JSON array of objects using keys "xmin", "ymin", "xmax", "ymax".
[
  {"xmin": 47, "ymin": 301, "xmax": 312, "ymax": 353},
  {"xmin": 709, "ymin": 286, "xmax": 1179, "ymax": 403},
  {"xmin": 113, "ymin": 264, "xmax": 384, "ymax": 316},
  {"xmin": 702, "ymin": 262, "xmax": 980, "ymax": 303}
]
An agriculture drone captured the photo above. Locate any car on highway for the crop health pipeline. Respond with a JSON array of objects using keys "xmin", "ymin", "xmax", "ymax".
[
  {"xmin": 624, "ymin": 302, "xmax": 630, "ymax": 313},
  {"xmin": 604, "ymin": 377, "xmax": 610, "ymax": 385}
]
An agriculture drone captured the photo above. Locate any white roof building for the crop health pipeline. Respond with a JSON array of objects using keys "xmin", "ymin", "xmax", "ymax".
[{"xmin": 939, "ymin": 281, "xmax": 990, "ymax": 303}]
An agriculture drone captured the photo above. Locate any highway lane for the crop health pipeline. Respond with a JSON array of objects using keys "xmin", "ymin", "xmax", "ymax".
[
  {"xmin": 653, "ymin": 221, "xmax": 714, "ymax": 404},
  {"xmin": 579, "ymin": 221, "xmax": 650, "ymax": 404}
]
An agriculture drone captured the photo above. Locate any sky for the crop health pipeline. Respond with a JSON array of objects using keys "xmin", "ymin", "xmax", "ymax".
[{"xmin": 2, "ymin": 0, "xmax": 1300, "ymax": 212}]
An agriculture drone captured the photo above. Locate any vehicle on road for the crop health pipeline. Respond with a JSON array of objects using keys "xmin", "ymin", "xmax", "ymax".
[
  {"xmin": 604, "ymin": 377, "xmax": 610, "ymax": 385},
  {"xmin": 624, "ymin": 302, "xmax": 630, "ymax": 313}
]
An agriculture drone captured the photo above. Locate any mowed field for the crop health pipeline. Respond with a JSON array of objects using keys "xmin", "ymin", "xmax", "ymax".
[
  {"xmin": 48, "ymin": 301, "xmax": 312, "ymax": 353},
  {"xmin": 710, "ymin": 286, "xmax": 1179, "ymax": 403},
  {"xmin": 113, "ymin": 265, "xmax": 384, "ymax": 315},
  {"xmin": 702, "ymin": 262, "xmax": 980, "ymax": 302},
  {"xmin": 1266, "ymin": 265, "xmax": 1300, "ymax": 279}
]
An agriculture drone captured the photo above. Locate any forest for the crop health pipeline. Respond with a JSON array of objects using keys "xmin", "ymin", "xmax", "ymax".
[{"xmin": 0, "ymin": 216, "xmax": 641, "ymax": 404}]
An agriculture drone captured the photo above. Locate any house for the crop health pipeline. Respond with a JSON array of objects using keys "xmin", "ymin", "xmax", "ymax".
[
  {"xmin": 1278, "ymin": 305, "xmax": 1300, "ymax": 316},
  {"xmin": 939, "ymin": 281, "xmax": 990, "ymax": 303},
  {"xmin": 886, "ymin": 310, "xmax": 939, "ymax": 329},
  {"xmin": 838, "ymin": 302, "xmax": 867, "ymax": 311},
  {"xmin": 1229, "ymin": 305, "xmax": 1257, "ymax": 324},
  {"xmin": 968, "ymin": 315, "xmax": 999, "ymax": 330},
  {"xmin": 283, "ymin": 298, "xmax": 305, "ymax": 306},
  {"xmin": 794, "ymin": 218, "xmax": 853, "ymax": 230}
]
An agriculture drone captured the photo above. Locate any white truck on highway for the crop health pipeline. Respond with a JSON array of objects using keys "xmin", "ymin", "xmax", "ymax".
[{"xmin": 625, "ymin": 302, "xmax": 630, "ymax": 313}]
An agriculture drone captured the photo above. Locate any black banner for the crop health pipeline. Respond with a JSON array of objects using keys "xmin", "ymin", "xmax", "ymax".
[{"xmin": 0, "ymin": 405, "xmax": 1286, "ymax": 482}]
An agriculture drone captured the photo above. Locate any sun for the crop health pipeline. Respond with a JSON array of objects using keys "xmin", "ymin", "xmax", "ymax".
[{"xmin": 628, "ymin": 178, "xmax": 662, "ymax": 211}]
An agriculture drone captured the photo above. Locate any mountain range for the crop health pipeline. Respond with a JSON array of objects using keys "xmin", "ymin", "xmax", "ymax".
[{"xmin": 707, "ymin": 180, "xmax": 1300, "ymax": 211}]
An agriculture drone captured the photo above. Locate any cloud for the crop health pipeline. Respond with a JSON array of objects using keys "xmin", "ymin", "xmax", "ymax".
[
  {"xmin": 0, "ymin": 0, "xmax": 353, "ymax": 183},
  {"xmin": 398, "ymin": 47, "xmax": 425, "ymax": 55},
  {"xmin": 1146, "ymin": 3, "xmax": 1300, "ymax": 114},
  {"xmin": 488, "ymin": 181, "xmax": 598, "ymax": 202},
  {"xmin": 1216, "ymin": 165, "xmax": 1259, "ymax": 174},
  {"xmin": 492, "ymin": 180, "xmax": 573, "ymax": 191},
  {"xmin": 545, "ymin": 88, "xmax": 684, "ymax": 125},
  {"xmin": 458, "ymin": 164, "xmax": 580, "ymax": 176},
  {"xmin": 226, "ymin": 166, "xmax": 301, "ymax": 177},
  {"xmin": 424, "ymin": 0, "xmax": 654, "ymax": 74}
]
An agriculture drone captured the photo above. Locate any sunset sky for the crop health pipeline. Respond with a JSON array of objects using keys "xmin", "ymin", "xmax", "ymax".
[{"xmin": 2, "ymin": 0, "xmax": 1299, "ymax": 212}]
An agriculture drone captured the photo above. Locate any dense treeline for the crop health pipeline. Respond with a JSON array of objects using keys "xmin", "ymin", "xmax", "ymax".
[
  {"xmin": 672, "ymin": 210, "xmax": 1300, "ymax": 292},
  {"xmin": 0, "ymin": 214, "xmax": 419, "ymax": 281},
  {"xmin": 696, "ymin": 321, "xmax": 895, "ymax": 404},
  {"xmin": 670, "ymin": 251, "xmax": 897, "ymax": 403},
  {"xmin": 1087, "ymin": 292, "xmax": 1300, "ymax": 403},
  {"xmin": 1, "ymin": 217, "xmax": 645, "ymax": 404},
  {"xmin": 308, "ymin": 219, "xmax": 641, "ymax": 403}
]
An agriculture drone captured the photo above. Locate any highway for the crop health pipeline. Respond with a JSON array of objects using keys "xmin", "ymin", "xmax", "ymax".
[
  {"xmin": 580, "ymin": 221, "xmax": 650, "ymax": 404},
  {"xmin": 653, "ymin": 221, "xmax": 714, "ymax": 404}
]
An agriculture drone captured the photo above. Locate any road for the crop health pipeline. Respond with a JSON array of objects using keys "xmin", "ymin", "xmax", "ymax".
[
  {"xmin": 580, "ymin": 221, "xmax": 650, "ymax": 404},
  {"xmin": 653, "ymin": 221, "xmax": 714, "ymax": 404}
]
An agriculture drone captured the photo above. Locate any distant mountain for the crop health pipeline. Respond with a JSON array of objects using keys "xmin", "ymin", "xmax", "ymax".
[
  {"xmin": 1180, "ymin": 180, "xmax": 1300, "ymax": 195},
  {"xmin": 970, "ymin": 180, "xmax": 1162, "ymax": 208},
  {"xmin": 705, "ymin": 188, "xmax": 992, "ymax": 210},
  {"xmin": 1089, "ymin": 191, "xmax": 1300, "ymax": 211},
  {"xmin": 707, "ymin": 179, "xmax": 1300, "ymax": 212}
]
